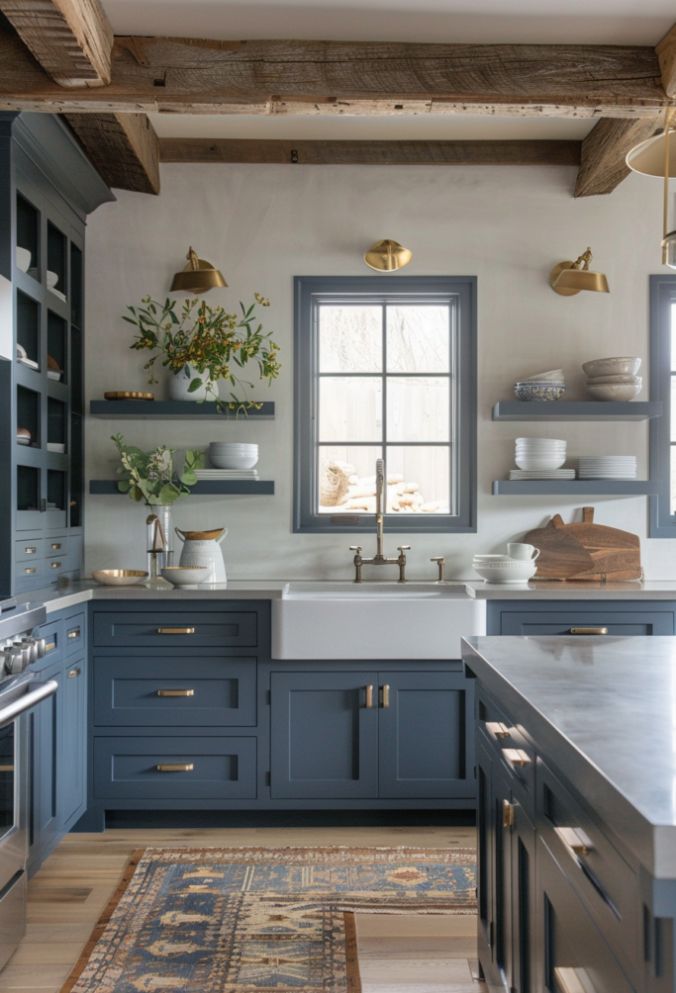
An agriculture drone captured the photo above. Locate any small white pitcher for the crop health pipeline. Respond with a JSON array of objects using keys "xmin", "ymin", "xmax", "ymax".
[{"xmin": 175, "ymin": 528, "xmax": 228, "ymax": 584}]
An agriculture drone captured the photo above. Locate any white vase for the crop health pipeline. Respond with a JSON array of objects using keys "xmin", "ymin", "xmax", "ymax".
[{"xmin": 168, "ymin": 365, "xmax": 217, "ymax": 402}]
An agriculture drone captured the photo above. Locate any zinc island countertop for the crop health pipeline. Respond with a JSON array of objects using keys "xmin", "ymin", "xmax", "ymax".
[{"xmin": 463, "ymin": 635, "xmax": 676, "ymax": 878}]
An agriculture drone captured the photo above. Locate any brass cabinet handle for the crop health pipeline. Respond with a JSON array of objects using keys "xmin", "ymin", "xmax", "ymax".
[
  {"xmin": 67, "ymin": 627, "xmax": 80, "ymax": 640},
  {"xmin": 155, "ymin": 762, "xmax": 194, "ymax": 773},
  {"xmin": 502, "ymin": 799, "xmax": 516, "ymax": 830},
  {"xmin": 364, "ymin": 684, "xmax": 375, "ymax": 709},
  {"xmin": 156, "ymin": 626, "xmax": 196, "ymax": 635},
  {"xmin": 501, "ymin": 747, "xmax": 532, "ymax": 769},
  {"xmin": 24, "ymin": 546, "xmax": 37, "ymax": 555},
  {"xmin": 554, "ymin": 967, "xmax": 598, "ymax": 993},
  {"xmin": 23, "ymin": 567, "xmax": 37, "ymax": 575},
  {"xmin": 44, "ymin": 641, "xmax": 56, "ymax": 653},
  {"xmin": 486, "ymin": 721, "xmax": 511, "ymax": 740},
  {"xmin": 50, "ymin": 542, "xmax": 62, "ymax": 551},
  {"xmin": 380, "ymin": 683, "xmax": 391, "ymax": 709},
  {"xmin": 554, "ymin": 825, "xmax": 595, "ymax": 860},
  {"xmin": 67, "ymin": 667, "xmax": 80, "ymax": 679},
  {"xmin": 49, "ymin": 560, "xmax": 62, "ymax": 569},
  {"xmin": 569, "ymin": 626, "xmax": 608, "ymax": 636},
  {"xmin": 156, "ymin": 688, "xmax": 195, "ymax": 698}
]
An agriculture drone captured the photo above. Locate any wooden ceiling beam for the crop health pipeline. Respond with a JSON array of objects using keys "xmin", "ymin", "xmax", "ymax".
[
  {"xmin": 0, "ymin": 0, "xmax": 112, "ymax": 87},
  {"xmin": 159, "ymin": 137, "xmax": 581, "ymax": 167},
  {"xmin": 657, "ymin": 23, "xmax": 676, "ymax": 99},
  {"xmin": 65, "ymin": 112, "xmax": 160, "ymax": 194},
  {"xmin": 574, "ymin": 117, "xmax": 661, "ymax": 197},
  {"xmin": 0, "ymin": 31, "xmax": 667, "ymax": 118}
]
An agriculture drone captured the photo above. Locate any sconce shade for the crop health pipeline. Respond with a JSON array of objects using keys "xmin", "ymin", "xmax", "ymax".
[
  {"xmin": 549, "ymin": 248, "xmax": 609, "ymax": 296},
  {"xmin": 170, "ymin": 246, "xmax": 227, "ymax": 293},
  {"xmin": 626, "ymin": 130, "xmax": 676, "ymax": 178},
  {"xmin": 363, "ymin": 239, "xmax": 412, "ymax": 272}
]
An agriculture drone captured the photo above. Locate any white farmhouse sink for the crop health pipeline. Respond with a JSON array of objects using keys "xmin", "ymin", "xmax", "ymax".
[{"xmin": 271, "ymin": 582, "xmax": 486, "ymax": 660}]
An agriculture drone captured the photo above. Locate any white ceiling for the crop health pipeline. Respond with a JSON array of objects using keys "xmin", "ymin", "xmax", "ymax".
[{"xmin": 104, "ymin": 0, "xmax": 673, "ymax": 143}]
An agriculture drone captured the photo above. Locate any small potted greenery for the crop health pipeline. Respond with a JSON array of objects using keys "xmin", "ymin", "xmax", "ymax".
[
  {"xmin": 111, "ymin": 434, "xmax": 203, "ymax": 506},
  {"xmin": 123, "ymin": 293, "xmax": 281, "ymax": 410}
]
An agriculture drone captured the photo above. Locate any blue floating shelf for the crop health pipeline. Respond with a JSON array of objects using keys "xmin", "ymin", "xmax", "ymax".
[
  {"xmin": 492, "ymin": 480, "xmax": 656, "ymax": 496},
  {"xmin": 90, "ymin": 400, "xmax": 275, "ymax": 419},
  {"xmin": 492, "ymin": 401, "xmax": 662, "ymax": 421},
  {"xmin": 90, "ymin": 480, "xmax": 275, "ymax": 496}
]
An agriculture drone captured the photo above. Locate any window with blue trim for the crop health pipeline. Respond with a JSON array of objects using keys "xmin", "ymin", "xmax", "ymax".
[
  {"xmin": 293, "ymin": 276, "xmax": 477, "ymax": 533},
  {"xmin": 649, "ymin": 274, "xmax": 676, "ymax": 536}
]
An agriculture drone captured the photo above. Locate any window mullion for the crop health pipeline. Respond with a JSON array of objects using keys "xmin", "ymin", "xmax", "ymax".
[{"xmin": 381, "ymin": 302, "xmax": 388, "ymax": 500}]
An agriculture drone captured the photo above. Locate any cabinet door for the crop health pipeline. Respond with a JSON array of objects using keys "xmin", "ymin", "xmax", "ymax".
[
  {"xmin": 497, "ymin": 608, "xmax": 674, "ymax": 637},
  {"xmin": 509, "ymin": 798, "xmax": 536, "ymax": 993},
  {"xmin": 59, "ymin": 656, "xmax": 86, "ymax": 830},
  {"xmin": 29, "ymin": 662, "xmax": 61, "ymax": 861},
  {"xmin": 378, "ymin": 671, "xmax": 474, "ymax": 799},
  {"xmin": 270, "ymin": 671, "xmax": 378, "ymax": 799}
]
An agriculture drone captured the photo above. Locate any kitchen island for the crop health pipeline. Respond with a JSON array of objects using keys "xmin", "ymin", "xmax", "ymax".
[{"xmin": 463, "ymin": 635, "xmax": 676, "ymax": 993}]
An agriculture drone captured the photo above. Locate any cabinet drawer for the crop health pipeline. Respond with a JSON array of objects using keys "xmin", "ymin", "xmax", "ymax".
[
  {"xmin": 537, "ymin": 760, "xmax": 640, "ymax": 986},
  {"xmin": 478, "ymin": 692, "xmax": 535, "ymax": 803},
  {"xmin": 498, "ymin": 608, "xmax": 673, "ymax": 637},
  {"xmin": 45, "ymin": 535, "xmax": 67, "ymax": 557},
  {"xmin": 92, "ymin": 610, "xmax": 258, "ymax": 649},
  {"xmin": 15, "ymin": 537, "xmax": 44, "ymax": 563},
  {"xmin": 94, "ymin": 657, "xmax": 257, "ymax": 727},
  {"xmin": 63, "ymin": 612, "xmax": 85, "ymax": 658},
  {"xmin": 15, "ymin": 558, "xmax": 45, "ymax": 592},
  {"xmin": 45, "ymin": 554, "xmax": 68, "ymax": 581},
  {"xmin": 538, "ymin": 835, "xmax": 635, "ymax": 993},
  {"xmin": 34, "ymin": 618, "xmax": 62, "ymax": 667},
  {"xmin": 93, "ymin": 736, "xmax": 257, "ymax": 799}
]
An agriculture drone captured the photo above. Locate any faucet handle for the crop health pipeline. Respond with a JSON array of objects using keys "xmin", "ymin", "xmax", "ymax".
[
  {"xmin": 349, "ymin": 545, "xmax": 363, "ymax": 557},
  {"xmin": 431, "ymin": 556, "xmax": 446, "ymax": 581},
  {"xmin": 397, "ymin": 545, "xmax": 411, "ymax": 553}
]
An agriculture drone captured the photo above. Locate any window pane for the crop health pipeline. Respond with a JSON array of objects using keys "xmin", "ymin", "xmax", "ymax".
[
  {"xmin": 671, "ymin": 445, "xmax": 676, "ymax": 514},
  {"xmin": 385, "ymin": 447, "xmax": 450, "ymax": 514},
  {"xmin": 672, "ymin": 376, "xmax": 676, "ymax": 438},
  {"xmin": 318, "ymin": 445, "xmax": 382, "ymax": 514},
  {"xmin": 387, "ymin": 377, "xmax": 450, "ymax": 442},
  {"xmin": 671, "ymin": 303, "xmax": 676, "ymax": 371},
  {"xmin": 319, "ymin": 305, "xmax": 382, "ymax": 373},
  {"xmin": 319, "ymin": 376, "xmax": 382, "ymax": 442},
  {"xmin": 387, "ymin": 305, "xmax": 450, "ymax": 373}
]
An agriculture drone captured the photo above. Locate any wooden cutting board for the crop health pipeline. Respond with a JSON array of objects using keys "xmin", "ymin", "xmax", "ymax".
[{"xmin": 524, "ymin": 507, "xmax": 642, "ymax": 581}]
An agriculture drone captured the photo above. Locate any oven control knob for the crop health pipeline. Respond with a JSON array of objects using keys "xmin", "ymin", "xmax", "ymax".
[
  {"xmin": 20, "ymin": 637, "xmax": 38, "ymax": 663},
  {"xmin": 35, "ymin": 637, "xmax": 46, "ymax": 658},
  {"xmin": 3, "ymin": 646, "xmax": 25, "ymax": 675}
]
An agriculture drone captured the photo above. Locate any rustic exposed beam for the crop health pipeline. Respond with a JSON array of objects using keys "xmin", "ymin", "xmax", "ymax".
[
  {"xmin": 64, "ymin": 112, "xmax": 160, "ymax": 194},
  {"xmin": 159, "ymin": 137, "xmax": 581, "ymax": 167},
  {"xmin": 0, "ymin": 0, "xmax": 112, "ymax": 87},
  {"xmin": 574, "ymin": 117, "xmax": 661, "ymax": 197},
  {"xmin": 0, "ymin": 31, "xmax": 667, "ymax": 118},
  {"xmin": 657, "ymin": 23, "xmax": 676, "ymax": 99}
]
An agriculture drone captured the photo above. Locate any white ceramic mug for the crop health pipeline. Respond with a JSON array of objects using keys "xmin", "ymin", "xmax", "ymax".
[{"xmin": 507, "ymin": 542, "xmax": 540, "ymax": 561}]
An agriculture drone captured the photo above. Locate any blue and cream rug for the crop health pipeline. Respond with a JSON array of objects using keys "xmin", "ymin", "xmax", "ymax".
[{"xmin": 62, "ymin": 846, "xmax": 476, "ymax": 993}]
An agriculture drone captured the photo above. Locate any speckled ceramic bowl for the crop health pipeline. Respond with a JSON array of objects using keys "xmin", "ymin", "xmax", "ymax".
[{"xmin": 514, "ymin": 381, "xmax": 565, "ymax": 401}]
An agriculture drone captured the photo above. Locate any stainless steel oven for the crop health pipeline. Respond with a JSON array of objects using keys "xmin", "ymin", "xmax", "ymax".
[{"xmin": 0, "ymin": 603, "xmax": 56, "ymax": 972}]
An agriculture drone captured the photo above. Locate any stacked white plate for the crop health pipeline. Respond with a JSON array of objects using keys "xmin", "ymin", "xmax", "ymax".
[
  {"xmin": 196, "ymin": 468, "xmax": 259, "ymax": 480},
  {"xmin": 577, "ymin": 455, "xmax": 637, "ymax": 479},
  {"xmin": 509, "ymin": 469, "xmax": 575, "ymax": 480},
  {"xmin": 514, "ymin": 437, "xmax": 567, "ymax": 472},
  {"xmin": 208, "ymin": 441, "xmax": 259, "ymax": 470}
]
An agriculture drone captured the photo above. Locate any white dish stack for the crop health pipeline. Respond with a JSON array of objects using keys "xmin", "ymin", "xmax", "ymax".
[
  {"xmin": 577, "ymin": 455, "xmax": 638, "ymax": 480},
  {"xmin": 510, "ymin": 437, "xmax": 574, "ymax": 480},
  {"xmin": 198, "ymin": 442, "xmax": 260, "ymax": 479},
  {"xmin": 582, "ymin": 356, "xmax": 642, "ymax": 401}
]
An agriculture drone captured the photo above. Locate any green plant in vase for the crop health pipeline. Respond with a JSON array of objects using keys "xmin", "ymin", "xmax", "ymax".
[
  {"xmin": 124, "ymin": 293, "xmax": 281, "ymax": 411},
  {"xmin": 111, "ymin": 434, "xmax": 203, "ymax": 505}
]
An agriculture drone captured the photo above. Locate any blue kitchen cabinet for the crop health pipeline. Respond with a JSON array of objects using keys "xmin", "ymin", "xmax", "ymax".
[
  {"xmin": 59, "ymin": 653, "xmax": 87, "ymax": 830},
  {"xmin": 29, "ymin": 658, "xmax": 61, "ymax": 870},
  {"xmin": 486, "ymin": 600, "xmax": 676, "ymax": 636}
]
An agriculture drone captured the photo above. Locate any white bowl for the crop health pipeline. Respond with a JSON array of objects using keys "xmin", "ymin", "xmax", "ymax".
[
  {"xmin": 210, "ymin": 453, "xmax": 259, "ymax": 469},
  {"xmin": 46, "ymin": 270, "xmax": 59, "ymax": 289},
  {"xmin": 521, "ymin": 369, "xmax": 565, "ymax": 382},
  {"xmin": 515, "ymin": 456, "xmax": 566, "ymax": 471},
  {"xmin": 209, "ymin": 442, "xmax": 258, "ymax": 448},
  {"xmin": 161, "ymin": 565, "xmax": 210, "ymax": 587},
  {"xmin": 16, "ymin": 247, "xmax": 31, "ymax": 272},
  {"xmin": 582, "ymin": 357, "xmax": 641, "ymax": 378},
  {"xmin": 515, "ymin": 437, "xmax": 566, "ymax": 446},
  {"xmin": 585, "ymin": 374, "xmax": 642, "ymax": 385},
  {"xmin": 473, "ymin": 554, "xmax": 513, "ymax": 564},
  {"xmin": 473, "ymin": 560, "xmax": 537, "ymax": 584},
  {"xmin": 586, "ymin": 383, "xmax": 641, "ymax": 401}
]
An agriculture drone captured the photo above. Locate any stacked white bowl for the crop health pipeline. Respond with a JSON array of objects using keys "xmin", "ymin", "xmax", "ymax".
[
  {"xmin": 514, "ymin": 437, "xmax": 567, "ymax": 472},
  {"xmin": 472, "ymin": 554, "xmax": 537, "ymax": 585},
  {"xmin": 582, "ymin": 356, "xmax": 642, "ymax": 401},
  {"xmin": 208, "ymin": 442, "xmax": 259, "ymax": 469}
]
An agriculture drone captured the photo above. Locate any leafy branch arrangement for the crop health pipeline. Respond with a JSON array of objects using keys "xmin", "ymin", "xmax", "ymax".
[
  {"xmin": 111, "ymin": 434, "xmax": 204, "ymax": 506},
  {"xmin": 124, "ymin": 293, "xmax": 281, "ymax": 410}
]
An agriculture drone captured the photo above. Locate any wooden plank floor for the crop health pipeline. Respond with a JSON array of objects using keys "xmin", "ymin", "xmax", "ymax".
[{"xmin": 2, "ymin": 824, "xmax": 478, "ymax": 993}]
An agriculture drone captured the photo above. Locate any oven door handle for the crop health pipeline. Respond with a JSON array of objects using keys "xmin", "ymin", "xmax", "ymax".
[{"xmin": 0, "ymin": 679, "xmax": 58, "ymax": 727}]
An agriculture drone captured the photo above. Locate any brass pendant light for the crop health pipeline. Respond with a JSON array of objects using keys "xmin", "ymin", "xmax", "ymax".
[
  {"xmin": 170, "ymin": 246, "xmax": 227, "ymax": 293},
  {"xmin": 363, "ymin": 239, "xmax": 413, "ymax": 272},
  {"xmin": 549, "ymin": 248, "xmax": 609, "ymax": 296},
  {"xmin": 625, "ymin": 108, "xmax": 676, "ymax": 269}
]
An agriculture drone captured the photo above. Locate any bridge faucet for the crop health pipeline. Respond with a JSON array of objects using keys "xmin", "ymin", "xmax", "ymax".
[{"xmin": 349, "ymin": 458, "xmax": 411, "ymax": 583}]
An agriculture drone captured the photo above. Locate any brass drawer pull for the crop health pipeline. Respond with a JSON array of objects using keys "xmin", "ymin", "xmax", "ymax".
[
  {"xmin": 49, "ymin": 560, "xmax": 62, "ymax": 569},
  {"xmin": 554, "ymin": 825, "xmax": 595, "ymax": 860},
  {"xmin": 364, "ymin": 684, "xmax": 375, "ymax": 709},
  {"xmin": 23, "ymin": 567, "xmax": 37, "ymax": 575},
  {"xmin": 44, "ymin": 641, "xmax": 56, "ymax": 653},
  {"xmin": 554, "ymin": 967, "xmax": 598, "ymax": 993},
  {"xmin": 155, "ymin": 762, "xmax": 194, "ymax": 773},
  {"xmin": 502, "ymin": 799, "xmax": 516, "ymax": 830},
  {"xmin": 501, "ymin": 747, "xmax": 532, "ymax": 769},
  {"xmin": 486, "ymin": 721, "xmax": 511, "ymax": 740},
  {"xmin": 156, "ymin": 626, "xmax": 196, "ymax": 635},
  {"xmin": 50, "ymin": 542, "xmax": 62, "ymax": 551},
  {"xmin": 67, "ymin": 627, "xmax": 80, "ymax": 640},
  {"xmin": 569, "ymin": 626, "xmax": 608, "ymax": 636},
  {"xmin": 24, "ymin": 546, "xmax": 37, "ymax": 555},
  {"xmin": 156, "ymin": 688, "xmax": 195, "ymax": 698},
  {"xmin": 67, "ymin": 668, "xmax": 80, "ymax": 679},
  {"xmin": 380, "ymin": 683, "xmax": 391, "ymax": 709}
]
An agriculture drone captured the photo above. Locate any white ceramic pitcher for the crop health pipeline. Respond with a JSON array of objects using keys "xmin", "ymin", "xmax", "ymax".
[{"xmin": 175, "ymin": 528, "xmax": 227, "ymax": 584}]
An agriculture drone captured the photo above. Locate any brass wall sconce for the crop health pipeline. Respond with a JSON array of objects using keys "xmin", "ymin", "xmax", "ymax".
[
  {"xmin": 363, "ymin": 239, "xmax": 413, "ymax": 272},
  {"xmin": 170, "ymin": 246, "xmax": 227, "ymax": 293},
  {"xmin": 626, "ymin": 109, "xmax": 676, "ymax": 269},
  {"xmin": 549, "ymin": 248, "xmax": 609, "ymax": 296}
]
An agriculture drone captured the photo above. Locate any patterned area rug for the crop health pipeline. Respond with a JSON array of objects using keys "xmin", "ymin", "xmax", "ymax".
[{"xmin": 62, "ymin": 846, "xmax": 476, "ymax": 993}]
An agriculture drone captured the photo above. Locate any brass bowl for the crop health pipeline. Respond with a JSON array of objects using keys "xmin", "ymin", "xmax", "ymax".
[
  {"xmin": 178, "ymin": 527, "xmax": 225, "ymax": 541},
  {"xmin": 104, "ymin": 391, "xmax": 155, "ymax": 401},
  {"xmin": 92, "ymin": 569, "xmax": 148, "ymax": 587}
]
